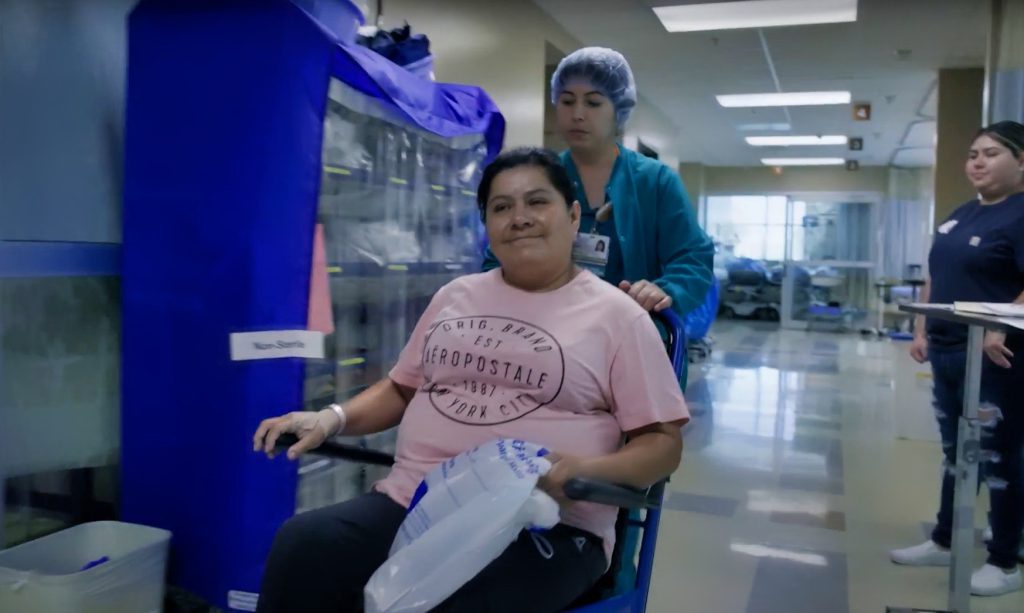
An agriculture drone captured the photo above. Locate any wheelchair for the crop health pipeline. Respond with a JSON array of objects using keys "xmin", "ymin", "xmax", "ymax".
[{"xmin": 276, "ymin": 309, "xmax": 686, "ymax": 613}]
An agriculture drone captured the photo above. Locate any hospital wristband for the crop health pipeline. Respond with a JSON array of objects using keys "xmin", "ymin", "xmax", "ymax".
[{"xmin": 327, "ymin": 403, "xmax": 347, "ymax": 436}]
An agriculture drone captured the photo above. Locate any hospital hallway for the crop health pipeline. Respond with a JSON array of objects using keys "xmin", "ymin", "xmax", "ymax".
[
  {"xmin": 6, "ymin": 1, "xmax": 1024, "ymax": 611},
  {"xmin": 649, "ymin": 321, "xmax": 1024, "ymax": 613}
]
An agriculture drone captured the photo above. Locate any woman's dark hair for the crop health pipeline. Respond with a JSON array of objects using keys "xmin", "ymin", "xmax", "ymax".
[
  {"xmin": 476, "ymin": 147, "xmax": 575, "ymax": 220},
  {"xmin": 975, "ymin": 120, "xmax": 1024, "ymax": 158}
]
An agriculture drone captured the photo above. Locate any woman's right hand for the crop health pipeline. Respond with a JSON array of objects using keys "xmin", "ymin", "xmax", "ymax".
[
  {"xmin": 983, "ymin": 330, "xmax": 1014, "ymax": 369},
  {"xmin": 909, "ymin": 334, "xmax": 929, "ymax": 364},
  {"xmin": 253, "ymin": 408, "xmax": 341, "ymax": 460}
]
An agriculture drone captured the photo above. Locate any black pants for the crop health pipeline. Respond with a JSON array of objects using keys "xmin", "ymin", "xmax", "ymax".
[
  {"xmin": 929, "ymin": 347, "xmax": 1024, "ymax": 569},
  {"xmin": 256, "ymin": 492, "xmax": 606, "ymax": 613}
]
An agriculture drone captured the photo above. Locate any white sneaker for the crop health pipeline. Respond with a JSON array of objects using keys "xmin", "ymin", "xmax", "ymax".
[
  {"xmin": 971, "ymin": 564, "xmax": 1023, "ymax": 596},
  {"xmin": 890, "ymin": 540, "xmax": 951, "ymax": 566}
]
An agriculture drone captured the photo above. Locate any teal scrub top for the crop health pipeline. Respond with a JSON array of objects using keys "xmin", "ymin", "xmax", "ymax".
[{"xmin": 483, "ymin": 146, "xmax": 714, "ymax": 387}]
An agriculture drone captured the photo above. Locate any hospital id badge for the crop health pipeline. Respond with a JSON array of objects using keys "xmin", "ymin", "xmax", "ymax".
[{"xmin": 573, "ymin": 232, "xmax": 610, "ymax": 277}]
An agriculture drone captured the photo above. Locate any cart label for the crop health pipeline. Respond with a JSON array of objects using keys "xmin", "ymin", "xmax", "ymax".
[
  {"xmin": 230, "ymin": 330, "xmax": 324, "ymax": 361},
  {"xmin": 227, "ymin": 590, "xmax": 259, "ymax": 611}
]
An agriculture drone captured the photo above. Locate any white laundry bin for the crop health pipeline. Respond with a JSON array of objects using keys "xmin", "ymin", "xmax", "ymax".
[{"xmin": 0, "ymin": 520, "xmax": 171, "ymax": 613}]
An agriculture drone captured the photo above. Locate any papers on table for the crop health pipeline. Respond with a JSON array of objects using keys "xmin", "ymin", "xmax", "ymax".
[{"xmin": 953, "ymin": 302, "xmax": 1024, "ymax": 318}]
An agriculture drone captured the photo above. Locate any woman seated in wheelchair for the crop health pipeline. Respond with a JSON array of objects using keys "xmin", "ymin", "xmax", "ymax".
[{"xmin": 253, "ymin": 147, "xmax": 689, "ymax": 613}]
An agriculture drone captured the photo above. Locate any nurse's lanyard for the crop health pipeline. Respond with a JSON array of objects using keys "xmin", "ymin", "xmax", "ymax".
[{"xmin": 590, "ymin": 201, "xmax": 613, "ymax": 233}]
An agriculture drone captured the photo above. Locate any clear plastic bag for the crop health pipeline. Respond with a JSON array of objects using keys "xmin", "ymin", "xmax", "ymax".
[{"xmin": 364, "ymin": 439, "xmax": 560, "ymax": 613}]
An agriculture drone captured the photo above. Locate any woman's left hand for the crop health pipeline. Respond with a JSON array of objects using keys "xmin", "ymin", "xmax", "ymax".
[
  {"xmin": 538, "ymin": 452, "xmax": 590, "ymax": 508},
  {"xmin": 619, "ymin": 280, "xmax": 673, "ymax": 312},
  {"xmin": 984, "ymin": 330, "xmax": 1014, "ymax": 369}
]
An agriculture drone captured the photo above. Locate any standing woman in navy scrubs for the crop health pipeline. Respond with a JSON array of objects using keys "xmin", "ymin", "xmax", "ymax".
[{"xmin": 890, "ymin": 121, "xmax": 1024, "ymax": 597}]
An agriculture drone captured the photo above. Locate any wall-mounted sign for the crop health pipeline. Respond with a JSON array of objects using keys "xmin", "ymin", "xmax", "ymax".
[{"xmin": 849, "ymin": 137, "xmax": 863, "ymax": 151}]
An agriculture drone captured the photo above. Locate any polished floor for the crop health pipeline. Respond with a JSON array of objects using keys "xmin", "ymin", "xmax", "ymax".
[{"xmin": 648, "ymin": 320, "xmax": 1024, "ymax": 613}]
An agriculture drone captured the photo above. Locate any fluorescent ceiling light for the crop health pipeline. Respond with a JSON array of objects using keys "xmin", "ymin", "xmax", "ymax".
[
  {"xmin": 737, "ymin": 122, "xmax": 792, "ymax": 132},
  {"xmin": 654, "ymin": 0, "xmax": 857, "ymax": 33},
  {"xmin": 747, "ymin": 135, "xmax": 848, "ymax": 146},
  {"xmin": 717, "ymin": 91, "xmax": 851, "ymax": 108},
  {"xmin": 761, "ymin": 157, "xmax": 846, "ymax": 166}
]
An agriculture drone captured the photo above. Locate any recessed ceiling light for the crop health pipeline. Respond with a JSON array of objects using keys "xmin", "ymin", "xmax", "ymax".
[
  {"xmin": 747, "ymin": 135, "xmax": 848, "ymax": 146},
  {"xmin": 654, "ymin": 0, "xmax": 857, "ymax": 33},
  {"xmin": 761, "ymin": 157, "xmax": 846, "ymax": 166},
  {"xmin": 737, "ymin": 122, "xmax": 792, "ymax": 132},
  {"xmin": 717, "ymin": 91, "xmax": 852, "ymax": 107}
]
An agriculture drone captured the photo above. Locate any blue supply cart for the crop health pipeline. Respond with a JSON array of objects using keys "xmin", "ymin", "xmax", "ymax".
[{"xmin": 120, "ymin": 1, "xmax": 503, "ymax": 609}]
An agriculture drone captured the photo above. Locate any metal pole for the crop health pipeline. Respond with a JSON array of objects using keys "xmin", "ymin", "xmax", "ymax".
[
  {"xmin": 947, "ymin": 323, "xmax": 985, "ymax": 612},
  {"xmin": 982, "ymin": 0, "xmax": 1002, "ymax": 125}
]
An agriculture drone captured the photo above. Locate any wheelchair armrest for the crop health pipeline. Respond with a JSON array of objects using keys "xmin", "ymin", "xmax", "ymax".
[
  {"xmin": 563, "ymin": 478, "xmax": 662, "ymax": 509},
  {"xmin": 274, "ymin": 433, "xmax": 395, "ymax": 466},
  {"xmin": 274, "ymin": 436, "xmax": 662, "ymax": 509}
]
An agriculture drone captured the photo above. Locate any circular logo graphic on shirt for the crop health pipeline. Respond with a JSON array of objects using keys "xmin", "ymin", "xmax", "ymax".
[{"xmin": 420, "ymin": 316, "xmax": 565, "ymax": 425}]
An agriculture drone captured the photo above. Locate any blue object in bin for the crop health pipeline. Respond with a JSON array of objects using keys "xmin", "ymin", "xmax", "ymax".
[{"xmin": 79, "ymin": 556, "xmax": 109, "ymax": 572}]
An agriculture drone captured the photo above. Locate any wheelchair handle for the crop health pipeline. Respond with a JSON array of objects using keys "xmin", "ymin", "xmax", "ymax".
[
  {"xmin": 651, "ymin": 308, "xmax": 686, "ymax": 379},
  {"xmin": 274, "ymin": 433, "xmax": 395, "ymax": 466},
  {"xmin": 563, "ymin": 477, "xmax": 662, "ymax": 510}
]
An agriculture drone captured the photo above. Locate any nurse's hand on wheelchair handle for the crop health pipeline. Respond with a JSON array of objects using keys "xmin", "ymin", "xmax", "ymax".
[
  {"xmin": 619, "ymin": 280, "xmax": 672, "ymax": 312},
  {"xmin": 253, "ymin": 409, "xmax": 340, "ymax": 460}
]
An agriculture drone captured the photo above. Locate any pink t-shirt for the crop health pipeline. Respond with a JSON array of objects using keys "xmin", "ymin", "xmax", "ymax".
[{"xmin": 376, "ymin": 269, "xmax": 690, "ymax": 563}]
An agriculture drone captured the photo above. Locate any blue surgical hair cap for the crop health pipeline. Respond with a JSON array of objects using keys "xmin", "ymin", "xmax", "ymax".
[{"xmin": 551, "ymin": 47, "xmax": 637, "ymax": 127}]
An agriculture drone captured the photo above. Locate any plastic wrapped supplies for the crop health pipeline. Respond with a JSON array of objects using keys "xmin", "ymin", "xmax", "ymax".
[{"xmin": 364, "ymin": 439, "xmax": 560, "ymax": 613}]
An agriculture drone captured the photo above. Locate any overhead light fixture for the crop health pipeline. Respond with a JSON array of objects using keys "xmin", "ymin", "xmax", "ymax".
[
  {"xmin": 747, "ymin": 135, "xmax": 849, "ymax": 146},
  {"xmin": 654, "ymin": 0, "xmax": 857, "ymax": 33},
  {"xmin": 717, "ymin": 91, "xmax": 852, "ymax": 108},
  {"xmin": 761, "ymin": 157, "xmax": 846, "ymax": 166},
  {"xmin": 737, "ymin": 122, "xmax": 792, "ymax": 132}
]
